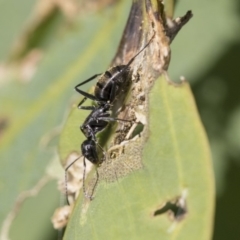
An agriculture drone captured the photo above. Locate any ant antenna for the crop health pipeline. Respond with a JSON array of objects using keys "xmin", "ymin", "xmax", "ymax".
[
  {"xmin": 65, "ymin": 153, "xmax": 101, "ymax": 203},
  {"xmin": 65, "ymin": 156, "xmax": 81, "ymax": 205},
  {"xmin": 119, "ymin": 31, "xmax": 156, "ymax": 75},
  {"xmin": 108, "ymin": 31, "xmax": 155, "ymax": 85},
  {"xmin": 126, "ymin": 31, "xmax": 156, "ymax": 67}
]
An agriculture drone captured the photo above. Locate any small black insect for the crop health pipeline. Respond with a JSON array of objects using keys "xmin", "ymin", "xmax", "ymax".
[{"xmin": 65, "ymin": 34, "xmax": 155, "ymax": 202}]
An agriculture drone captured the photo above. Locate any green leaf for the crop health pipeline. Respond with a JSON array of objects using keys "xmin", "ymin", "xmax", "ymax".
[
  {"xmin": 61, "ymin": 1, "xmax": 213, "ymax": 239},
  {"xmin": 64, "ymin": 75, "xmax": 214, "ymax": 239},
  {"xmin": 0, "ymin": 0, "xmax": 39, "ymax": 60},
  {"xmin": 9, "ymin": 180, "xmax": 60, "ymax": 240}
]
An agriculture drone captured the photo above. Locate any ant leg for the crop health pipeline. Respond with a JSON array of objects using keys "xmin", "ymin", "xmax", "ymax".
[
  {"xmin": 75, "ymin": 73, "xmax": 102, "ymax": 102},
  {"xmin": 96, "ymin": 142, "xmax": 107, "ymax": 160},
  {"xmin": 82, "ymin": 157, "xmax": 91, "ymax": 199},
  {"xmin": 82, "ymin": 154, "xmax": 100, "ymax": 200},
  {"xmin": 97, "ymin": 116, "xmax": 133, "ymax": 123},
  {"xmin": 115, "ymin": 118, "xmax": 133, "ymax": 123},
  {"xmin": 75, "ymin": 73, "xmax": 102, "ymax": 88},
  {"xmin": 79, "ymin": 106, "xmax": 95, "ymax": 110},
  {"xmin": 75, "ymin": 89, "xmax": 97, "ymax": 102},
  {"xmin": 65, "ymin": 156, "xmax": 81, "ymax": 205},
  {"xmin": 89, "ymin": 168, "xmax": 99, "ymax": 200},
  {"xmin": 78, "ymin": 97, "xmax": 87, "ymax": 108}
]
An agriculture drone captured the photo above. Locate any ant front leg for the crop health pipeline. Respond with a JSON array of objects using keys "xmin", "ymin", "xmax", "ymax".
[{"xmin": 97, "ymin": 116, "xmax": 133, "ymax": 123}]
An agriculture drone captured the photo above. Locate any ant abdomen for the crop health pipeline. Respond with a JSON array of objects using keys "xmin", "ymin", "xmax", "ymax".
[{"xmin": 94, "ymin": 65, "xmax": 131, "ymax": 103}]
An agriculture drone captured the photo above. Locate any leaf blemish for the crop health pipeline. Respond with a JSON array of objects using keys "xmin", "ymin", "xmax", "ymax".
[{"xmin": 153, "ymin": 189, "xmax": 188, "ymax": 221}]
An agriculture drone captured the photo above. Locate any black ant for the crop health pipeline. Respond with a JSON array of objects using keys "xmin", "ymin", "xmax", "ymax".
[{"xmin": 65, "ymin": 33, "xmax": 155, "ymax": 203}]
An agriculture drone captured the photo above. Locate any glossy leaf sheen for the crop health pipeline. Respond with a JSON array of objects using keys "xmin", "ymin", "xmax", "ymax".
[{"xmin": 64, "ymin": 75, "xmax": 215, "ymax": 239}]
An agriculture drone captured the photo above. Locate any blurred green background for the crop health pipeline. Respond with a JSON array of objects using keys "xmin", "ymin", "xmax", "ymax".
[
  {"xmin": 0, "ymin": 0, "xmax": 239, "ymax": 239},
  {"xmin": 171, "ymin": 1, "xmax": 240, "ymax": 239}
]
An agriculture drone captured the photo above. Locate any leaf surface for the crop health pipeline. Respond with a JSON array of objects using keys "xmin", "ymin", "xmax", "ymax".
[
  {"xmin": 64, "ymin": 75, "xmax": 215, "ymax": 240},
  {"xmin": 0, "ymin": 0, "xmax": 39, "ymax": 59}
]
